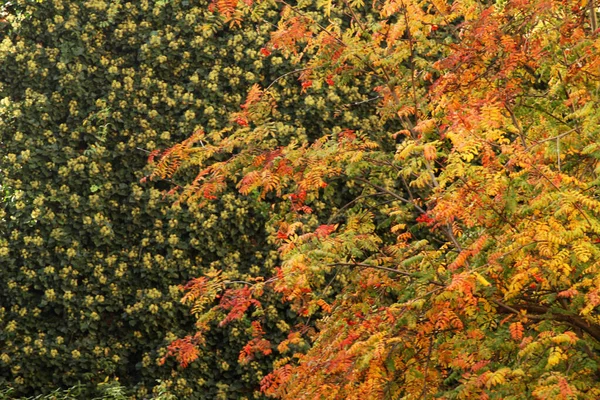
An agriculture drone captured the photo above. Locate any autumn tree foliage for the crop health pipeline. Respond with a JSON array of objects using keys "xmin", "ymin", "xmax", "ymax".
[{"xmin": 152, "ymin": 0, "xmax": 600, "ymax": 398}]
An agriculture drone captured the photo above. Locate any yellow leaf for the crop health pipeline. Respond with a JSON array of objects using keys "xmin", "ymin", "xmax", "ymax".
[
  {"xmin": 485, "ymin": 368, "xmax": 508, "ymax": 389},
  {"xmin": 473, "ymin": 272, "xmax": 491, "ymax": 287},
  {"xmin": 546, "ymin": 347, "xmax": 563, "ymax": 369}
]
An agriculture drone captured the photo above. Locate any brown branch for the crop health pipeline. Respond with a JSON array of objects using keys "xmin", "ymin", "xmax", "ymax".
[
  {"xmin": 403, "ymin": 8, "xmax": 420, "ymax": 125},
  {"xmin": 493, "ymin": 299, "xmax": 600, "ymax": 343},
  {"xmin": 419, "ymin": 336, "xmax": 434, "ymax": 400},
  {"xmin": 590, "ymin": 0, "xmax": 598, "ymax": 33},
  {"xmin": 329, "ymin": 262, "xmax": 444, "ymax": 286},
  {"xmin": 329, "ymin": 262, "xmax": 417, "ymax": 277},
  {"xmin": 504, "ymin": 103, "xmax": 528, "ymax": 148},
  {"xmin": 342, "ymin": 0, "xmax": 367, "ymax": 34}
]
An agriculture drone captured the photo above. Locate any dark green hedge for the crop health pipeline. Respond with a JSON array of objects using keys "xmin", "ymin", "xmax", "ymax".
[{"xmin": 0, "ymin": 0, "xmax": 385, "ymax": 397}]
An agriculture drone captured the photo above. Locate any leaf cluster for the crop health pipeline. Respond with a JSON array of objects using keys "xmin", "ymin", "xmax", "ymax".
[{"xmin": 156, "ymin": 0, "xmax": 600, "ymax": 398}]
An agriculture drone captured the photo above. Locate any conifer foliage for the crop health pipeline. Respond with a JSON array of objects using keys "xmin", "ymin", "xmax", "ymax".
[{"xmin": 154, "ymin": 0, "xmax": 600, "ymax": 398}]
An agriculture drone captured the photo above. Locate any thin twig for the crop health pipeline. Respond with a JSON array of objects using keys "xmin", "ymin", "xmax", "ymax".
[
  {"xmin": 353, "ymin": 177, "xmax": 426, "ymax": 213},
  {"xmin": 266, "ymin": 68, "xmax": 312, "ymax": 91},
  {"xmin": 223, "ymin": 280, "xmax": 256, "ymax": 286},
  {"xmin": 327, "ymin": 192, "xmax": 387, "ymax": 224},
  {"xmin": 347, "ymin": 95, "xmax": 382, "ymax": 106},
  {"xmin": 525, "ymin": 127, "xmax": 577, "ymax": 151},
  {"xmin": 329, "ymin": 262, "xmax": 444, "ymax": 286}
]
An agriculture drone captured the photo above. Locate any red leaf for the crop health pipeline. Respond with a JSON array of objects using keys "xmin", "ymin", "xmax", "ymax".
[
  {"xmin": 235, "ymin": 116, "xmax": 249, "ymax": 127},
  {"xmin": 314, "ymin": 224, "xmax": 336, "ymax": 238},
  {"xmin": 416, "ymin": 213, "xmax": 434, "ymax": 225},
  {"xmin": 301, "ymin": 80, "xmax": 312, "ymax": 92}
]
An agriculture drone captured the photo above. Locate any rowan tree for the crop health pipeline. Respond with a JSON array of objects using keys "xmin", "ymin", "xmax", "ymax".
[{"xmin": 152, "ymin": 0, "xmax": 600, "ymax": 398}]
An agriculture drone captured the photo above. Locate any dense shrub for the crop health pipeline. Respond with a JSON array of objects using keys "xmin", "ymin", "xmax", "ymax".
[{"xmin": 0, "ymin": 0, "xmax": 385, "ymax": 397}]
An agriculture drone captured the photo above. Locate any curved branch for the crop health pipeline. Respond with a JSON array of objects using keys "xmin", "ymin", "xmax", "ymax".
[{"xmin": 494, "ymin": 299, "xmax": 600, "ymax": 343}]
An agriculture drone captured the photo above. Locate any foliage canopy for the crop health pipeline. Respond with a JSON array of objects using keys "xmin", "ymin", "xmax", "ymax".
[{"xmin": 153, "ymin": 0, "xmax": 600, "ymax": 398}]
